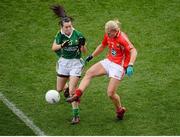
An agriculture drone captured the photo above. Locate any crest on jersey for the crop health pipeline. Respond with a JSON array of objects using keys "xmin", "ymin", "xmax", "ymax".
[
  {"xmin": 75, "ymin": 39, "xmax": 79, "ymax": 45},
  {"xmin": 111, "ymin": 49, "xmax": 117, "ymax": 56}
]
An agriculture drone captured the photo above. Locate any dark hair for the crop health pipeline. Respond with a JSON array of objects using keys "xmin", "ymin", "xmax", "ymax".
[{"xmin": 50, "ymin": 4, "xmax": 73, "ymax": 26}]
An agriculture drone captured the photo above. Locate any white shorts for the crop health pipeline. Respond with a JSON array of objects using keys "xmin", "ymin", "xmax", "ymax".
[
  {"xmin": 56, "ymin": 58, "xmax": 84, "ymax": 77},
  {"xmin": 100, "ymin": 59, "xmax": 125, "ymax": 80}
]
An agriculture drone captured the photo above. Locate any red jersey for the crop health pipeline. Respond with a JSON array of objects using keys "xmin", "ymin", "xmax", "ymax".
[{"xmin": 101, "ymin": 31, "xmax": 132, "ymax": 68}]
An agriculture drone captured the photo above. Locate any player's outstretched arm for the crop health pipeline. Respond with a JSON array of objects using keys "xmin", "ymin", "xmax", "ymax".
[
  {"xmin": 85, "ymin": 44, "xmax": 105, "ymax": 62},
  {"xmin": 92, "ymin": 44, "xmax": 105, "ymax": 57}
]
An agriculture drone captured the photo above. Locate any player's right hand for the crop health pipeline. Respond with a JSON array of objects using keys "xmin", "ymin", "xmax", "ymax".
[
  {"xmin": 85, "ymin": 55, "xmax": 93, "ymax": 62},
  {"xmin": 61, "ymin": 40, "xmax": 70, "ymax": 48}
]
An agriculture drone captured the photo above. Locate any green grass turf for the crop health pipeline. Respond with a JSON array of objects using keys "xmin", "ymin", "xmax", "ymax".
[
  {"xmin": 0, "ymin": 0, "xmax": 180, "ymax": 135},
  {"xmin": 0, "ymin": 101, "xmax": 35, "ymax": 135}
]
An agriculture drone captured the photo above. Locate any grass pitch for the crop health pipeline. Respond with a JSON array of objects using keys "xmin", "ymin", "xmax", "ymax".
[{"xmin": 0, "ymin": 0, "xmax": 180, "ymax": 135}]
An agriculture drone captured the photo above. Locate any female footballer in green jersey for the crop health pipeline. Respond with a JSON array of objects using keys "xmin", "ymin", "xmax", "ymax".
[{"xmin": 51, "ymin": 4, "xmax": 87, "ymax": 124}]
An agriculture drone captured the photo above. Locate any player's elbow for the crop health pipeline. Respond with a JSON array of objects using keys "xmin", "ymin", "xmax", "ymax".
[
  {"xmin": 100, "ymin": 44, "xmax": 105, "ymax": 50},
  {"xmin": 98, "ymin": 45, "xmax": 105, "ymax": 53},
  {"xmin": 85, "ymin": 69, "xmax": 96, "ymax": 79},
  {"xmin": 51, "ymin": 45, "xmax": 57, "ymax": 51},
  {"xmin": 51, "ymin": 46, "xmax": 56, "ymax": 51},
  {"xmin": 134, "ymin": 47, "xmax": 138, "ymax": 56},
  {"xmin": 131, "ymin": 47, "xmax": 137, "ymax": 57},
  {"xmin": 81, "ymin": 46, "xmax": 87, "ymax": 54}
]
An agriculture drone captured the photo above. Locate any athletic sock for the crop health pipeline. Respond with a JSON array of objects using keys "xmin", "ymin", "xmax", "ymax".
[
  {"xmin": 72, "ymin": 108, "xmax": 79, "ymax": 117},
  {"xmin": 75, "ymin": 89, "xmax": 82, "ymax": 97},
  {"xmin": 116, "ymin": 106, "xmax": 122, "ymax": 112}
]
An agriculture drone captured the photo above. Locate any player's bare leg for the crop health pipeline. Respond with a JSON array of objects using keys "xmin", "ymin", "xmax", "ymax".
[
  {"xmin": 107, "ymin": 78, "xmax": 121, "ymax": 109},
  {"xmin": 69, "ymin": 76, "xmax": 80, "ymax": 124},
  {"xmin": 107, "ymin": 78, "xmax": 126, "ymax": 120},
  {"xmin": 79, "ymin": 62, "xmax": 106, "ymax": 91},
  {"xmin": 66, "ymin": 62, "xmax": 106, "ymax": 102},
  {"xmin": 56, "ymin": 76, "xmax": 68, "ymax": 93}
]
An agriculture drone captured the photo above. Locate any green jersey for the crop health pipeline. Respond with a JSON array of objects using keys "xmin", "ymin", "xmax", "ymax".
[{"xmin": 54, "ymin": 29, "xmax": 85, "ymax": 59}]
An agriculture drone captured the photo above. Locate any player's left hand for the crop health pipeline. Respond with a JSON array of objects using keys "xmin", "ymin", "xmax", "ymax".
[{"xmin": 126, "ymin": 65, "xmax": 133, "ymax": 77}]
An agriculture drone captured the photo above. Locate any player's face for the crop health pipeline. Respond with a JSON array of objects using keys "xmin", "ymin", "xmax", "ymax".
[
  {"xmin": 107, "ymin": 29, "xmax": 118, "ymax": 38},
  {"xmin": 62, "ymin": 21, "xmax": 73, "ymax": 36}
]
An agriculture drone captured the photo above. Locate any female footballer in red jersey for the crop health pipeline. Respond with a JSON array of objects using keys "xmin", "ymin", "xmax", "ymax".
[{"xmin": 67, "ymin": 19, "xmax": 137, "ymax": 120}]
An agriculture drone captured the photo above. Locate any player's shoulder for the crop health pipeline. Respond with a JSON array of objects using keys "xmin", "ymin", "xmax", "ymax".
[
  {"xmin": 103, "ymin": 33, "xmax": 108, "ymax": 38},
  {"xmin": 121, "ymin": 31, "xmax": 128, "ymax": 38},
  {"xmin": 55, "ymin": 30, "xmax": 61, "ymax": 37},
  {"xmin": 73, "ymin": 29, "xmax": 83, "ymax": 36},
  {"xmin": 74, "ymin": 29, "xmax": 81, "ymax": 34},
  {"xmin": 118, "ymin": 31, "xmax": 129, "ymax": 42},
  {"xmin": 118, "ymin": 31, "xmax": 134, "ymax": 48}
]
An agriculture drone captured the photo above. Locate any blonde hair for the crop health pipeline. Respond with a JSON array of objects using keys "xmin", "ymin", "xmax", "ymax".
[{"xmin": 105, "ymin": 19, "xmax": 121, "ymax": 32}]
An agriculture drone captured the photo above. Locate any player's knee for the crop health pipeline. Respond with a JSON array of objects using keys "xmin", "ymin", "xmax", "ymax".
[
  {"xmin": 56, "ymin": 89, "xmax": 63, "ymax": 93},
  {"xmin": 85, "ymin": 69, "xmax": 94, "ymax": 79},
  {"xmin": 69, "ymin": 89, "xmax": 74, "ymax": 96}
]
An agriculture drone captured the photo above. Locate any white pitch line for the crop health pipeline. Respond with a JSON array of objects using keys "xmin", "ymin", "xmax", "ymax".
[{"xmin": 0, "ymin": 92, "xmax": 46, "ymax": 136}]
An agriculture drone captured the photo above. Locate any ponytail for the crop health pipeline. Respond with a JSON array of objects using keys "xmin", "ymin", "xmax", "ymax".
[{"xmin": 50, "ymin": 4, "xmax": 73, "ymax": 26}]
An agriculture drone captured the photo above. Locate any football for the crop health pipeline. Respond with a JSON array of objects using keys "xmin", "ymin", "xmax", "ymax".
[{"xmin": 45, "ymin": 90, "xmax": 60, "ymax": 104}]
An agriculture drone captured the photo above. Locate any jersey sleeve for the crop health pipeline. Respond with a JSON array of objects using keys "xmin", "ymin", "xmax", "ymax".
[
  {"xmin": 122, "ymin": 33, "xmax": 134, "ymax": 50},
  {"xmin": 101, "ymin": 34, "xmax": 108, "ymax": 47},
  {"xmin": 78, "ymin": 31, "xmax": 85, "ymax": 38},
  {"xmin": 77, "ymin": 31, "xmax": 86, "ymax": 46},
  {"xmin": 54, "ymin": 31, "xmax": 62, "ymax": 44},
  {"xmin": 119, "ymin": 34, "xmax": 131, "ymax": 69}
]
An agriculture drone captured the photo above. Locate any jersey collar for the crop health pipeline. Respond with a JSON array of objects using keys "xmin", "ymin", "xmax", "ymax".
[
  {"xmin": 115, "ymin": 31, "xmax": 121, "ymax": 38},
  {"xmin": 61, "ymin": 28, "xmax": 75, "ymax": 38}
]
